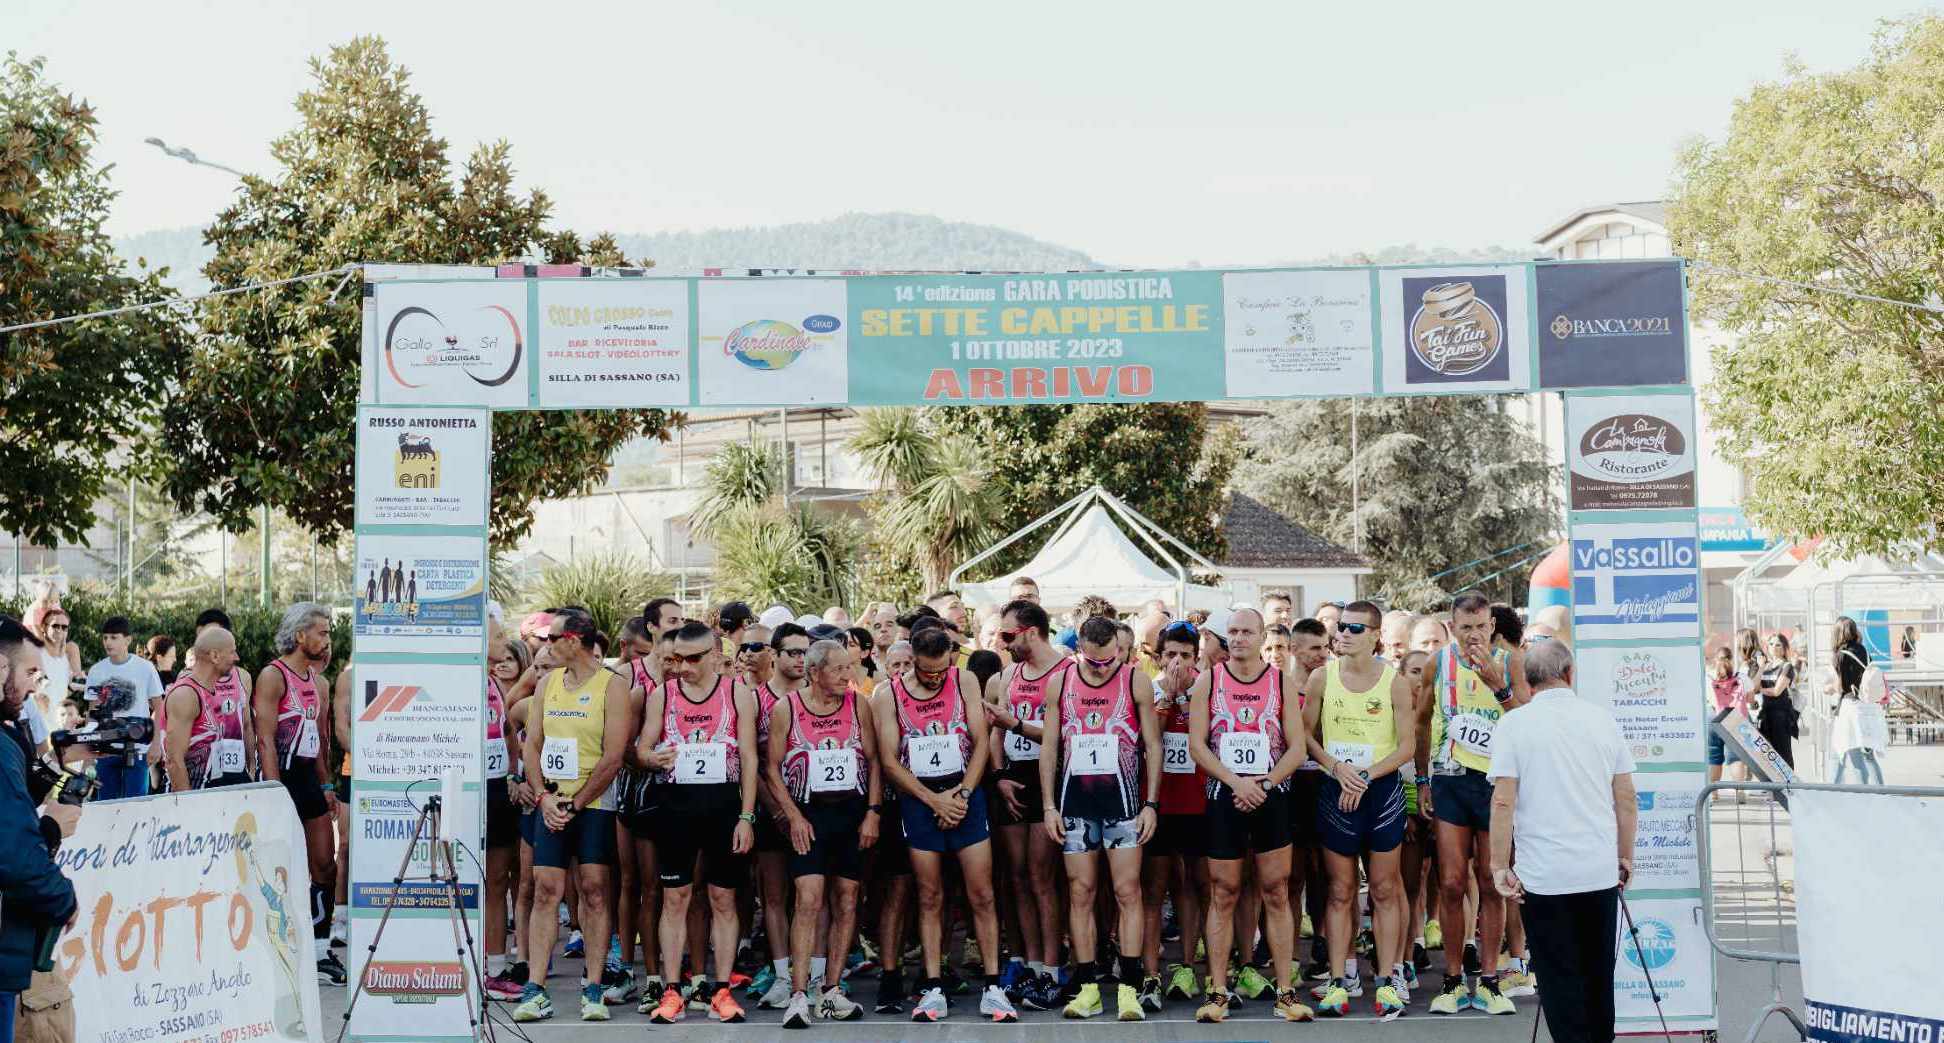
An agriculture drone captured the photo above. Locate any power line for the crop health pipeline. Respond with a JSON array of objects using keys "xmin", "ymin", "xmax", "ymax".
[
  {"xmin": 0, "ymin": 263, "xmax": 360, "ymax": 337},
  {"xmin": 1690, "ymin": 260, "xmax": 1944, "ymax": 315}
]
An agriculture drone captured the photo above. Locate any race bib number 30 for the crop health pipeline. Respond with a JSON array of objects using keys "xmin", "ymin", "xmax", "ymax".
[
  {"xmin": 1162, "ymin": 732, "xmax": 1194, "ymax": 775},
  {"xmin": 1220, "ymin": 731, "xmax": 1270, "ymax": 775},
  {"xmin": 1068, "ymin": 733, "xmax": 1116, "ymax": 777},
  {"xmin": 677, "ymin": 742, "xmax": 728, "ymax": 784},
  {"xmin": 542, "ymin": 736, "xmax": 579, "ymax": 780},
  {"xmin": 908, "ymin": 734, "xmax": 963, "ymax": 779}
]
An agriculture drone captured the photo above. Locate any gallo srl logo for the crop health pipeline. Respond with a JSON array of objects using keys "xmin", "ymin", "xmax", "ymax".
[
  {"xmin": 384, "ymin": 304, "xmax": 524, "ymax": 389},
  {"xmin": 723, "ymin": 314, "xmax": 839, "ymax": 371},
  {"xmin": 393, "ymin": 430, "xmax": 440, "ymax": 489},
  {"xmin": 1580, "ymin": 414, "xmax": 1686, "ymax": 484},
  {"xmin": 1621, "ymin": 918, "xmax": 1678, "ymax": 971},
  {"xmin": 1407, "ymin": 280, "xmax": 1505, "ymax": 378}
]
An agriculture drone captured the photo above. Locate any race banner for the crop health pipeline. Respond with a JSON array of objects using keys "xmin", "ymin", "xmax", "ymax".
[
  {"xmin": 354, "ymin": 406, "xmax": 489, "ymax": 529},
  {"xmin": 364, "ymin": 259, "xmax": 1682, "ymax": 407},
  {"xmin": 352, "ymin": 534, "xmax": 488, "ymax": 655},
  {"xmin": 1566, "ymin": 393, "xmax": 1699, "ymax": 510},
  {"xmin": 1569, "ymin": 520, "xmax": 1703, "ymax": 641},
  {"xmin": 51, "ymin": 783, "xmax": 325, "ymax": 1043},
  {"xmin": 1793, "ymin": 788, "xmax": 1944, "ymax": 1043}
]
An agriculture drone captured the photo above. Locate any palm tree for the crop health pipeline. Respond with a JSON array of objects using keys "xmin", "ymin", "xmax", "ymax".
[
  {"xmin": 690, "ymin": 442, "xmax": 781, "ymax": 532},
  {"xmin": 849, "ymin": 409, "xmax": 1001, "ymax": 592}
]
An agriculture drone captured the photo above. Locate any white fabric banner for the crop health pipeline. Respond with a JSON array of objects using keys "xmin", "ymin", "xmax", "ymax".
[
  {"xmin": 1612, "ymin": 896, "xmax": 1716, "ymax": 1026},
  {"xmin": 1793, "ymin": 788, "xmax": 1944, "ymax": 1041},
  {"xmin": 50, "ymin": 783, "xmax": 325, "ymax": 1042}
]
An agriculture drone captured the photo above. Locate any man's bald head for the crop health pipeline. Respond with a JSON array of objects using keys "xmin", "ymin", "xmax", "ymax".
[{"xmin": 194, "ymin": 627, "xmax": 236, "ymax": 655}]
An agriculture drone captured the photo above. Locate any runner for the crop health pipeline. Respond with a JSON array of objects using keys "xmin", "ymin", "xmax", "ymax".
[
  {"xmin": 620, "ymin": 625, "xmax": 674, "ymax": 1010},
  {"xmin": 479, "ymin": 627, "xmax": 526, "ymax": 1001},
  {"xmin": 160, "ymin": 628, "xmax": 255, "ymax": 793},
  {"xmin": 751, "ymin": 622, "xmax": 809, "ymax": 1010},
  {"xmin": 1143, "ymin": 620, "xmax": 1209, "ymax": 1009},
  {"xmin": 1425, "ymin": 593, "xmax": 1526, "ymax": 1015},
  {"xmin": 868, "ymin": 625, "xmax": 1018, "ymax": 1023},
  {"xmin": 597, "ymin": 616, "xmax": 654, "ymax": 1008},
  {"xmin": 1283, "ymin": 618, "xmax": 1334, "ymax": 983},
  {"xmin": 1041, "ymin": 615, "xmax": 1162, "ymax": 1021},
  {"xmin": 1302, "ymin": 599, "xmax": 1417, "ymax": 1017},
  {"xmin": 330, "ymin": 662, "xmax": 353, "ymax": 950},
  {"xmin": 513, "ymin": 609, "xmax": 634, "ymax": 1023},
  {"xmin": 252, "ymin": 602, "xmax": 343, "ymax": 986},
  {"xmin": 1009, "ymin": 577, "xmax": 1041, "ymax": 605},
  {"xmin": 767, "ymin": 639, "xmax": 880, "ymax": 1028},
  {"xmin": 1260, "ymin": 592, "xmax": 1295, "ymax": 630},
  {"xmin": 637, "ymin": 620, "xmax": 759, "ymax": 1025},
  {"xmin": 981, "ymin": 599, "xmax": 1066, "ymax": 1012},
  {"xmin": 1187, "ymin": 608, "xmax": 1314, "ymax": 1024}
]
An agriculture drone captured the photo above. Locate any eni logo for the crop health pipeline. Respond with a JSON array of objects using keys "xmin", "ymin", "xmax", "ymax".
[
  {"xmin": 1408, "ymin": 281, "xmax": 1504, "ymax": 376},
  {"xmin": 394, "ymin": 432, "xmax": 439, "ymax": 489}
]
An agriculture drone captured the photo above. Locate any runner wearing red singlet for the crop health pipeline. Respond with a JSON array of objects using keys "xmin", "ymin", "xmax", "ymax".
[
  {"xmin": 1143, "ymin": 620, "xmax": 1209, "ymax": 1007},
  {"xmin": 162, "ymin": 628, "xmax": 252, "ymax": 792},
  {"xmin": 1040, "ymin": 614, "xmax": 1161, "ymax": 1022},
  {"xmin": 980, "ymin": 598, "xmax": 1067, "ymax": 1012},
  {"xmin": 869, "ymin": 625, "xmax": 1017, "ymax": 1024},
  {"xmin": 254, "ymin": 602, "xmax": 342, "ymax": 986},
  {"xmin": 1187, "ymin": 608, "xmax": 1313, "ymax": 1023},
  {"xmin": 750, "ymin": 622, "xmax": 811, "ymax": 1011}
]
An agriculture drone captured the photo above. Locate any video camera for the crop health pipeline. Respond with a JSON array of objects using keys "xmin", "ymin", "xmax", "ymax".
[{"xmin": 50, "ymin": 678, "xmax": 155, "ymax": 767}]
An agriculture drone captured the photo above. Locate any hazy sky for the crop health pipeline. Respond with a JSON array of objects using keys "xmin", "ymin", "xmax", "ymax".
[{"xmin": 7, "ymin": 1, "xmax": 1927, "ymax": 266}]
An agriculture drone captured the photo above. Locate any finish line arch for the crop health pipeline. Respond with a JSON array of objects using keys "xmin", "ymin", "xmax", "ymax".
[{"xmin": 347, "ymin": 258, "xmax": 1709, "ymax": 1039}]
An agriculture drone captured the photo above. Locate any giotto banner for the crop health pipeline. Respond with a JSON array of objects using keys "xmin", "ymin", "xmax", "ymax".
[
  {"xmin": 51, "ymin": 784, "xmax": 325, "ymax": 1043},
  {"xmin": 1566, "ymin": 392, "xmax": 1698, "ymax": 510}
]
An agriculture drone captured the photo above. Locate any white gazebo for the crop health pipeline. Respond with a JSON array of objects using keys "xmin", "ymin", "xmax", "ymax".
[{"xmin": 952, "ymin": 486, "xmax": 1232, "ymax": 616}]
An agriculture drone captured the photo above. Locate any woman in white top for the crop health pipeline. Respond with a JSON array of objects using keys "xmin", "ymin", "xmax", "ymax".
[{"xmin": 29, "ymin": 606, "xmax": 83, "ymax": 723}]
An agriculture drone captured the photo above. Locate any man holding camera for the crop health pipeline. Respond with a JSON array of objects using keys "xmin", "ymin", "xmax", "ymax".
[
  {"xmin": 0, "ymin": 617, "xmax": 81, "ymax": 1042},
  {"xmin": 81, "ymin": 617, "xmax": 164, "ymax": 800}
]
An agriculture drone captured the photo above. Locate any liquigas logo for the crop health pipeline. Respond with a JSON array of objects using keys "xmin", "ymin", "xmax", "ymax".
[
  {"xmin": 723, "ymin": 313, "xmax": 840, "ymax": 371},
  {"xmin": 1408, "ymin": 280, "xmax": 1504, "ymax": 377},
  {"xmin": 1579, "ymin": 414, "xmax": 1685, "ymax": 483}
]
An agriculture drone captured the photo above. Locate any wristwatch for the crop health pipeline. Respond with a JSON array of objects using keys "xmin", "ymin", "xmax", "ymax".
[
  {"xmin": 1142, "ymin": 799, "xmax": 1161, "ymax": 812},
  {"xmin": 737, "ymin": 811, "xmax": 757, "ymax": 824},
  {"xmin": 952, "ymin": 787, "xmax": 970, "ymax": 802},
  {"xmin": 867, "ymin": 803, "xmax": 883, "ymax": 815}
]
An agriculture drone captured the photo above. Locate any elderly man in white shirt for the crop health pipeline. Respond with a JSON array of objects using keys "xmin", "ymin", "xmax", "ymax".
[{"xmin": 1486, "ymin": 638, "xmax": 1637, "ymax": 1043}]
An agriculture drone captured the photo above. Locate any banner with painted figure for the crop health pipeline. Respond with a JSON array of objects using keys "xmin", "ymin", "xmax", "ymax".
[
  {"xmin": 1793, "ymin": 788, "xmax": 1944, "ymax": 1043},
  {"xmin": 364, "ymin": 259, "xmax": 1684, "ymax": 407},
  {"xmin": 353, "ymin": 534, "xmax": 487, "ymax": 655},
  {"xmin": 50, "ymin": 783, "xmax": 325, "ymax": 1043}
]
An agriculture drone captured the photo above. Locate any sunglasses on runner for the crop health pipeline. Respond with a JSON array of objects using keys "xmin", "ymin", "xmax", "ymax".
[
  {"xmin": 670, "ymin": 650, "xmax": 710, "ymax": 665},
  {"xmin": 997, "ymin": 628, "xmax": 1029, "ymax": 643},
  {"xmin": 1080, "ymin": 654, "xmax": 1118, "ymax": 670},
  {"xmin": 776, "ymin": 646, "xmax": 809, "ymax": 658},
  {"xmin": 737, "ymin": 642, "xmax": 769, "ymax": 654},
  {"xmin": 1336, "ymin": 621, "xmax": 1372, "ymax": 636},
  {"xmin": 914, "ymin": 664, "xmax": 952, "ymax": 684}
]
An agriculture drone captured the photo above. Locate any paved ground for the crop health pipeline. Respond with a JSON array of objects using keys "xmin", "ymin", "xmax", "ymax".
[{"xmin": 322, "ymin": 741, "xmax": 1944, "ymax": 1041}]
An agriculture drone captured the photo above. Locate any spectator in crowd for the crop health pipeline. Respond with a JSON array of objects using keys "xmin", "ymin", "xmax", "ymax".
[
  {"xmin": 1707, "ymin": 647, "xmax": 1746, "ymax": 791},
  {"xmin": 1830, "ymin": 616, "xmax": 1887, "ymax": 785},
  {"xmin": 1489, "ymin": 639, "xmax": 1636, "ymax": 1043},
  {"xmin": 1008, "ymin": 576, "xmax": 1041, "ymax": 605},
  {"xmin": 1756, "ymin": 633, "xmax": 1799, "ymax": 768},
  {"xmin": 145, "ymin": 635, "xmax": 180, "ymax": 686},
  {"xmin": 82, "ymin": 616, "xmax": 166, "ymax": 799},
  {"xmin": 27, "ymin": 607, "xmax": 81, "ymax": 736}
]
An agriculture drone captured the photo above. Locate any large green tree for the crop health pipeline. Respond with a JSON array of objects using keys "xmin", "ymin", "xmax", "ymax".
[
  {"xmin": 928, "ymin": 403, "xmax": 1239, "ymax": 580},
  {"xmin": 0, "ymin": 54, "xmax": 190, "ymax": 544},
  {"xmin": 158, "ymin": 37, "xmax": 676, "ymax": 544},
  {"xmin": 849, "ymin": 408, "xmax": 1002, "ymax": 598},
  {"xmin": 1671, "ymin": 16, "xmax": 1944, "ymax": 556},
  {"xmin": 1240, "ymin": 397, "xmax": 1558, "ymax": 608}
]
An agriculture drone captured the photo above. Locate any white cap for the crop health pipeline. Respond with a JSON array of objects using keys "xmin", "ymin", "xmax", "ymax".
[
  {"xmin": 758, "ymin": 605, "xmax": 794, "ymax": 629},
  {"xmin": 1202, "ymin": 608, "xmax": 1232, "ymax": 638},
  {"xmin": 794, "ymin": 613, "xmax": 824, "ymax": 630}
]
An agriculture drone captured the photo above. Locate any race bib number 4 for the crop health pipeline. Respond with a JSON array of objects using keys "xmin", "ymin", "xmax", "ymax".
[
  {"xmin": 1220, "ymin": 731, "xmax": 1270, "ymax": 775},
  {"xmin": 484, "ymin": 737, "xmax": 509, "ymax": 780},
  {"xmin": 542, "ymin": 736, "xmax": 579, "ymax": 780},
  {"xmin": 215, "ymin": 738, "xmax": 246, "ymax": 775},
  {"xmin": 908, "ymin": 734, "xmax": 964, "ymax": 779},
  {"xmin": 677, "ymin": 742, "xmax": 728, "ymax": 784},
  {"xmin": 1068, "ymin": 733, "xmax": 1116, "ymax": 777},
  {"xmin": 810, "ymin": 748, "xmax": 857, "ymax": 793},
  {"xmin": 1162, "ymin": 731, "xmax": 1194, "ymax": 775},
  {"xmin": 1448, "ymin": 712, "xmax": 1494, "ymax": 757}
]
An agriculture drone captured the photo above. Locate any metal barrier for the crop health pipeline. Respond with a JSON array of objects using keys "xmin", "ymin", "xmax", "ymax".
[{"xmin": 1697, "ymin": 779, "xmax": 1944, "ymax": 1043}]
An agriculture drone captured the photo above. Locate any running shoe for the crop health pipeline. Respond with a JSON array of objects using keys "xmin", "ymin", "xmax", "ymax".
[
  {"xmin": 1315, "ymin": 982, "xmax": 1350, "ymax": 1016},
  {"xmin": 1504, "ymin": 969, "xmax": 1537, "ymax": 998},
  {"xmin": 1428, "ymin": 975, "xmax": 1470, "ymax": 1014},
  {"xmin": 1403, "ymin": 959, "xmax": 1421, "ymax": 991},
  {"xmin": 822, "ymin": 985, "xmax": 866, "ymax": 1021},
  {"xmin": 980, "ymin": 984, "xmax": 1021, "ymax": 1023},
  {"xmin": 1063, "ymin": 982, "xmax": 1103, "ymax": 1018},
  {"xmin": 1300, "ymin": 912, "xmax": 1314, "ymax": 937},
  {"xmin": 1019, "ymin": 973, "xmax": 1059, "ymax": 1011},
  {"xmin": 1275, "ymin": 988, "xmax": 1317, "ymax": 1022},
  {"xmin": 684, "ymin": 974, "xmax": 710, "ymax": 1011},
  {"xmin": 562, "ymin": 929, "xmax": 584, "ymax": 959},
  {"xmin": 1414, "ymin": 941, "xmax": 1431, "ymax": 971},
  {"xmin": 1462, "ymin": 940, "xmax": 1481, "ymax": 977},
  {"xmin": 1194, "ymin": 989, "xmax": 1231, "ymax": 1024},
  {"xmin": 1423, "ymin": 919, "xmax": 1443, "ymax": 949},
  {"xmin": 1164, "ymin": 963, "xmax": 1199, "ymax": 1001},
  {"xmin": 999, "ymin": 959, "xmax": 1028, "ymax": 992},
  {"xmin": 601, "ymin": 966, "xmax": 636, "ymax": 1005},
  {"xmin": 781, "ymin": 991, "xmax": 813, "ymax": 1029},
  {"xmin": 757, "ymin": 972, "xmax": 794, "ymax": 1010},
  {"xmin": 747, "ymin": 964, "xmax": 776, "ymax": 999},
  {"xmin": 1312, "ymin": 976, "xmax": 1363, "ymax": 1000},
  {"xmin": 329, "ymin": 912, "xmax": 348, "ymax": 948},
  {"xmin": 647, "ymin": 986, "xmax": 685, "ymax": 1024},
  {"xmin": 636, "ymin": 978, "xmax": 666, "ymax": 1015},
  {"xmin": 317, "ymin": 952, "xmax": 348, "ymax": 986},
  {"xmin": 728, "ymin": 970, "xmax": 753, "ymax": 990},
  {"xmin": 505, "ymin": 961, "xmax": 530, "ymax": 988},
  {"xmin": 709, "ymin": 986, "xmax": 746, "ymax": 1023},
  {"xmin": 874, "ymin": 972, "xmax": 906, "ymax": 1015},
  {"xmin": 511, "ymin": 982, "xmax": 553, "ymax": 1022},
  {"xmin": 1391, "ymin": 964, "xmax": 1413, "ymax": 1002},
  {"xmin": 1304, "ymin": 958, "xmax": 1333, "ymax": 981},
  {"xmin": 579, "ymin": 981, "xmax": 609, "ymax": 1021},
  {"xmin": 1234, "ymin": 964, "xmax": 1272, "ymax": 1000},
  {"xmin": 482, "ymin": 970, "xmax": 525, "ymax": 1002},
  {"xmin": 1470, "ymin": 978, "xmax": 1516, "ymax": 1014},
  {"xmin": 911, "ymin": 985, "xmax": 949, "ymax": 1022},
  {"xmin": 1373, "ymin": 982, "xmax": 1405, "ymax": 1016},
  {"xmin": 1116, "ymin": 982, "xmax": 1144, "ymax": 1021},
  {"xmin": 1139, "ymin": 974, "xmax": 1164, "ymax": 1013}
]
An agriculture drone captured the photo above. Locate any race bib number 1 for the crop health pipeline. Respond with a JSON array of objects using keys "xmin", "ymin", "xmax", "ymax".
[
  {"xmin": 1162, "ymin": 731, "xmax": 1194, "ymax": 775},
  {"xmin": 1068, "ymin": 733, "xmax": 1116, "ymax": 777},
  {"xmin": 1220, "ymin": 731, "xmax": 1270, "ymax": 775}
]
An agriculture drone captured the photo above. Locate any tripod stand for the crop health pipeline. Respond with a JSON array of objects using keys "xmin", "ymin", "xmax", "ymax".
[{"xmin": 336, "ymin": 793, "xmax": 496, "ymax": 1043}]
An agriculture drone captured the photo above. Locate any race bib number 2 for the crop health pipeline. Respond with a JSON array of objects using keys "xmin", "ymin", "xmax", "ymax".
[{"xmin": 677, "ymin": 743, "xmax": 727, "ymax": 784}]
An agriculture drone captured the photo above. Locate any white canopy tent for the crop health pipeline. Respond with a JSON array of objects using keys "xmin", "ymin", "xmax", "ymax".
[{"xmin": 953, "ymin": 487, "xmax": 1232, "ymax": 616}]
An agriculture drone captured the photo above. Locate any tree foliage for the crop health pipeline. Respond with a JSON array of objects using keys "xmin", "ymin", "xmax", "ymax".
[
  {"xmin": 1239, "ymin": 397, "xmax": 1558, "ymax": 608},
  {"xmin": 928, "ymin": 404, "xmax": 1239, "ymax": 579},
  {"xmin": 0, "ymin": 54, "xmax": 191, "ymax": 544},
  {"xmin": 155, "ymin": 37, "xmax": 676, "ymax": 544},
  {"xmin": 1671, "ymin": 16, "xmax": 1944, "ymax": 556},
  {"xmin": 709, "ymin": 503, "xmax": 859, "ymax": 612},
  {"xmin": 849, "ymin": 408, "xmax": 1003, "ymax": 594}
]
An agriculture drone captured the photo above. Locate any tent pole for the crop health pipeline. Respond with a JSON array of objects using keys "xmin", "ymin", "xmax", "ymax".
[
  {"xmin": 948, "ymin": 485, "xmax": 1101, "ymax": 588},
  {"xmin": 1098, "ymin": 489, "xmax": 1223, "ymax": 573}
]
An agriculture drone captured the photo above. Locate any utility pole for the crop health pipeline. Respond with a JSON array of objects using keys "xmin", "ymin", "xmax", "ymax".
[{"xmin": 260, "ymin": 502, "xmax": 271, "ymax": 610}]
